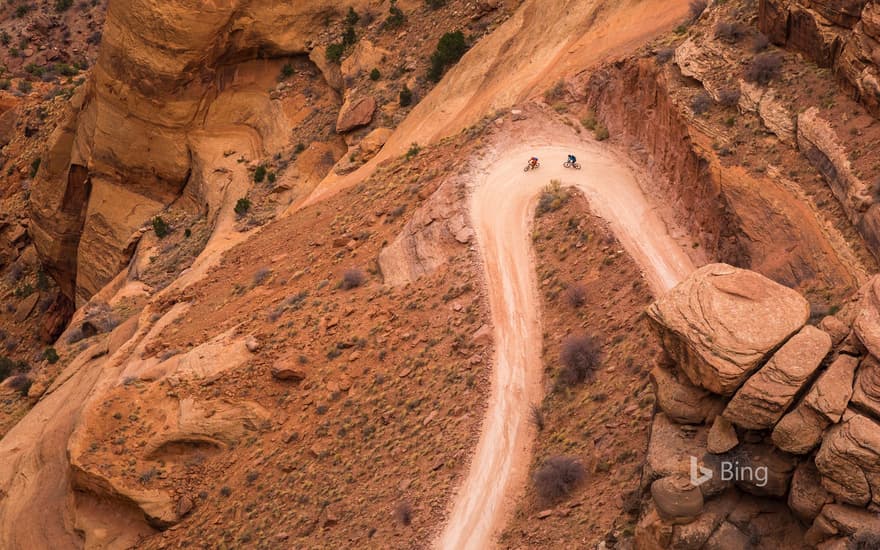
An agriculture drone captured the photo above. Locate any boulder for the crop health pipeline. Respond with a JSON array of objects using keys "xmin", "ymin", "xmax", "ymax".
[
  {"xmin": 646, "ymin": 264, "xmax": 809, "ymax": 395},
  {"xmin": 707, "ymin": 416, "xmax": 738, "ymax": 454},
  {"xmin": 270, "ymin": 362, "xmax": 307, "ymax": 382},
  {"xmin": 650, "ymin": 366, "xmax": 725, "ymax": 425},
  {"xmin": 788, "ymin": 461, "xmax": 833, "ymax": 523},
  {"xmin": 670, "ymin": 490, "xmax": 740, "ymax": 549},
  {"xmin": 815, "ymin": 413, "xmax": 880, "ymax": 506},
  {"xmin": 703, "ymin": 521, "xmax": 750, "ymax": 550},
  {"xmin": 805, "ymin": 503, "xmax": 880, "ymax": 547},
  {"xmin": 851, "ymin": 354, "xmax": 880, "ymax": 420},
  {"xmin": 357, "ymin": 127, "xmax": 393, "ymax": 159},
  {"xmin": 13, "ymin": 292, "xmax": 40, "ymax": 323},
  {"xmin": 723, "ymin": 326, "xmax": 831, "ymax": 430},
  {"xmin": 336, "ymin": 96, "xmax": 377, "ymax": 133},
  {"xmin": 733, "ymin": 443, "xmax": 797, "ymax": 497},
  {"xmin": 645, "ymin": 413, "xmax": 709, "ymax": 483},
  {"xmin": 650, "ymin": 475, "xmax": 704, "ymax": 524},
  {"xmin": 854, "ymin": 275, "xmax": 880, "ymax": 358},
  {"xmin": 772, "ymin": 354, "xmax": 858, "ymax": 454},
  {"xmin": 818, "ymin": 315, "xmax": 849, "ymax": 345}
]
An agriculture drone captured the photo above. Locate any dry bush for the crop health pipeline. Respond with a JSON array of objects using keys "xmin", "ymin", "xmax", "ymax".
[
  {"xmin": 558, "ymin": 334, "xmax": 601, "ymax": 387},
  {"xmin": 691, "ymin": 91, "xmax": 712, "ymax": 115},
  {"xmin": 745, "ymin": 52, "xmax": 783, "ymax": 85},
  {"xmin": 564, "ymin": 283, "xmax": 587, "ymax": 308},
  {"xmin": 529, "ymin": 403, "xmax": 545, "ymax": 432},
  {"xmin": 340, "ymin": 268, "xmax": 365, "ymax": 290},
  {"xmin": 533, "ymin": 455, "xmax": 586, "ymax": 501},
  {"xmin": 718, "ymin": 87, "xmax": 741, "ymax": 107},
  {"xmin": 689, "ymin": 0, "xmax": 707, "ymax": 21},
  {"xmin": 252, "ymin": 267, "xmax": 271, "ymax": 286},
  {"xmin": 752, "ymin": 33, "xmax": 770, "ymax": 53},
  {"xmin": 394, "ymin": 501, "xmax": 413, "ymax": 526},
  {"xmin": 655, "ymin": 48, "xmax": 674, "ymax": 65},
  {"xmin": 7, "ymin": 374, "xmax": 32, "ymax": 397},
  {"xmin": 714, "ymin": 21, "xmax": 747, "ymax": 43}
]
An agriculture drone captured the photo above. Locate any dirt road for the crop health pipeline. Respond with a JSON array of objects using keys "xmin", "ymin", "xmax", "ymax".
[{"xmin": 437, "ymin": 143, "xmax": 695, "ymax": 549}]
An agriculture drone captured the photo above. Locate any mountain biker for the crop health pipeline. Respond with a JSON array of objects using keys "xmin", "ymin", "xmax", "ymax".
[
  {"xmin": 567, "ymin": 154, "xmax": 577, "ymax": 165},
  {"xmin": 529, "ymin": 157, "xmax": 539, "ymax": 168}
]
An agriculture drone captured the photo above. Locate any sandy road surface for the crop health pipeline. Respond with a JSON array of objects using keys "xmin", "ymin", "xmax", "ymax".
[{"xmin": 437, "ymin": 143, "xmax": 695, "ymax": 549}]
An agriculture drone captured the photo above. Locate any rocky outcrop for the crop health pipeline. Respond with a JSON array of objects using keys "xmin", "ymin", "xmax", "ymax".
[
  {"xmin": 760, "ymin": 0, "xmax": 880, "ymax": 117},
  {"xmin": 30, "ymin": 0, "xmax": 366, "ymax": 305},
  {"xmin": 643, "ymin": 269, "xmax": 880, "ymax": 548},
  {"xmin": 651, "ymin": 365, "xmax": 725, "ymax": 424},
  {"xmin": 336, "ymin": 95, "xmax": 377, "ymax": 133},
  {"xmin": 722, "ymin": 326, "xmax": 831, "ymax": 430},
  {"xmin": 646, "ymin": 263, "xmax": 810, "ymax": 395}
]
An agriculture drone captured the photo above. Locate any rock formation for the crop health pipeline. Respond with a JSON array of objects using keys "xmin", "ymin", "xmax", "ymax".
[
  {"xmin": 29, "ymin": 0, "xmax": 370, "ymax": 306},
  {"xmin": 640, "ymin": 264, "xmax": 880, "ymax": 548}
]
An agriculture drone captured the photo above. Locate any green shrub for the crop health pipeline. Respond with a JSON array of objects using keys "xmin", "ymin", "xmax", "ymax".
[
  {"xmin": 426, "ymin": 0, "xmax": 446, "ymax": 8},
  {"xmin": 44, "ymin": 348, "xmax": 59, "ymax": 364},
  {"xmin": 235, "ymin": 198, "xmax": 251, "ymax": 217},
  {"xmin": 55, "ymin": 0, "xmax": 73, "ymax": 11},
  {"xmin": 253, "ymin": 164, "xmax": 267, "ymax": 183},
  {"xmin": 342, "ymin": 25, "xmax": 357, "ymax": 47},
  {"xmin": 326, "ymin": 42, "xmax": 345, "ymax": 64},
  {"xmin": 406, "ymin": 143, "xmax": 420, "ymax": 159},
  {"xmin": 17, "ymin": 80, "xmax": 32, "ymax": 94},
  {"xmin": 29, "ymin": 157, "xmax": 41, "ymax": 178},
  {"xmin": 594, "ymin": 124, "xmax": 609, "ymax": 141},
  {"xmin": 536, "ymin": 180, "xmax": 569, "ymax": 216},
  {"xmin": 399, "ymin": 85, "xmax": 413, "ymax": 107},
  {"xmin": 428, "ymin": 31, "xmax": 467, "ymax": 82},
  {"xmin": 0, "ymin": 80, "xmax": 9, "ymax": 91},
  {"xmin": 152, "ymin": 217, "xmax": 170, "ymax": 238},
  {"xmin": 267, "ymin": 172, "xmax": 277, "ymax": 184},
  {"xmin": 15, "ymin": 5, "xmax": 31, "ymax": 17},
  {"xmin": 346, "ymin": 7, "xmax": 360, "ymax": 26},
  {"xmin": 383, "ymin": 0, "xmax": 406, "ymax": 30},
  {"xmin": 279, "ymin": 63, "xmax": 294, "ymax": 80},
  {"xmin": 370, "ymin": 68, "xmax": 381, "ymax": 81}
]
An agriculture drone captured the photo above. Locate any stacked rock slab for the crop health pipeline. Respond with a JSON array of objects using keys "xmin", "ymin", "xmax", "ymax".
[
  {"xmin": 642, "ymin": 264, "xmax": 880, "ymax": 548},
  {"xmin": 646, "ymin": 263, "xmax": 810, "ymax": 395}
]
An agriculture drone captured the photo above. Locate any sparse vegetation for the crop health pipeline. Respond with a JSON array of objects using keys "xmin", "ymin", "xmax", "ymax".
[
  {"xmin": 428, "ymin": 31, "xmax": 467, "ymax": 82},
  {"xmin": 593, "ymin": 124, "xmax": 609, "ymax": 141},
  {"xmin": 326, "ymin": 42, "xmax": 346, "ymax": 64},
  {"xmin": 399, "ymin": 85, "xmax": 413, "ymax": 107},
  {"xmin": 279, "ymin": 63, "xmax": 294, "ymax": 80},
  {"xmin": 253, "ymin": 164, "xmax": 267, "ymax": 183},
  {"xmin": 564, "ymin": 283, "xmax": 587, "ymax": 308},
  {"xmin": 406, "ymin": 142, "xmax": 421, "ymax": 159},
  {"xmin": 688, "ymin": 0, "xmax": 707, "ymax": 21},
  {"xmin": 17, "ymin": 80, "xmax": 32, "ymax": 94},
  {"xmin": 536, "ymin": 180, "xmax": 569, "ymax": 216},
  {"xmin": 43, "ymin": 348, "xmax": 59, "ymax": 364},
  {"xmin": 529, "ymin": 403, "xmax": 545, "ymax": 431},
  {"xmin": 55, "ymin": 0, "xmax": 73, "ymax": 12},
  {"xmin": 752, "ymin": 33, "xmax": 770, "ymax": 53},
  {"xmin": 234, "ymin": 198, "xmax": 251, "ymax": 217},
  {"xmin": 7, "ymin": 374, "xmax": 32, "ymax": 397},
  {"xmin": 252, "ymin": 268, "xmax": 271, "ymax": 286},
  {"xmin": 340, "ymin": 268, "xmax": 365, "ymax": 290},
  {"xmin": 383, "ymin": 0, "xmax": 406, "ymax": 30},
  {"xmin": 715, "ymin": 21, "xmax": 747, "ymax": 43},
  {"xmin": 558, "ymin": 333, "xmax": 601, "ymax": 387},
  {"xmin": 370, "ymin": 68, "xmax": 381, "ymax": 81},
  {"xmin": 533, "ymin": 455, "xmax": 586, "ymax": 501},
  {"xmin": 745, "ymin": 52, "xmax": 783, "ymax": 85},
  {"xmin": 655, "ymin": 48, "xmax": 674, "ymax": 64},
  {"xmin": 29, "ymin": 157, "xmax": 41, "ymax": 178},
  {"xmin": 426, "ymin": 0, "xmax": 446, "ymax": 9},
  {"xmin": 718, "ymin": 87, "xmax": 741, "ymax": 107},
  {"xmin": 152, "ymin": 216, "xmax": 170, "ymax": 239},
  {"xmin": 690, "ymin": 91, "xmax": 712, "ymax": 115},
  {"xmin": 394, "ymin": 501, "xmax": 413, "ymax": 526}
]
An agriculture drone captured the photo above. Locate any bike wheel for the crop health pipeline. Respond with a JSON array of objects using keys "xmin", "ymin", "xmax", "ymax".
[
  {"xmin": 563, "ymin": 162, "xmax": 572, "ymax": 168},
  {"xmin": 574, "ymin": 163, "xmax": 581, "ymax": 170}
]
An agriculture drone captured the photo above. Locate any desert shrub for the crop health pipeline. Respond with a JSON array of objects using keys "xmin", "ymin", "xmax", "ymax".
[
  {"xmin": 655, "ymin": 48, "xmax": 674, "ymax": 64},
  {"xmin": 594, "ymin": 124, "xmax": 609, "ymax": 141},
  {"xmin": 55, "ymin": 0, "xmax": 73, "ymax": 11},
  {"xmin": 691, "ymin": 91, "xmax": 712, "ymax": 115},
  {"xmin": 152, "ymin": 216, "xmax": 170, "ymax": 238},
  {"xmin": 399, "ymin": 85, "xmax": 413, "ymax": 106},
  {"xmin": 394, "ymin": 501, "xmax": 413, "ymax": 526},
  {"xmin": 234, "ymin": 198, "xmax": 251, "ymax": 217},
  {"xmin": 529, "ymin": 403, "xmax": 545, "ymax": 432},
  {"xmin": 0, "ymin": 357, "xmax": 13, "ymax": 381},
  {"xmin": 252, "ymin": 267, "xmax": 271, "ymax": 286},
  {"xmin": 564, "ymin": 283, "xmax": 587, "ymax": 308},
  {"xmin": 340, "ymin": 268, "xmax": 365, "ymax": 290},
  {"xmin": 533, "ymin": 455, "xmax": 586, "ymax": 501},
  {"xmin": 30, "ymin": 157, "xmax": 41, "ymax": 178},
  {"xmin": 428, "ymin": 31, "xmax": 467, "ymax": 82},
  {"xmin": 279, "ymin": 63, "xmax": 294, "ymax": 80},
  {"xmin": 406, "ymin": 142, "xmax": 421, "ymax": 159},
  {"xmin": 383, "ymin": 0, "xmax": 406, "ymax": 30},
  {"xmin": 689, "ymin": 0, "xmax": 707, "ymax": 21},
  {"xmin": 752, "ymin": 34, "xmax": 770, "ymax": 53},
  {"xmin": 536, "ymin": 180, "xmax": 569, "ymax": 216},
  {"xmin": 745, "ymin": 52, "xmax": 783, "ymax": 85},
  {"xmin": 17, "ymin": 80, "xmax": 32, "ymax": 93},
  {"xmin": 581, "ymin": 112, "xmax": 597, "ymax": 130},
  {"xmin": 44, "ymin": 347, "xmax": 59, "ymax": 364},
  {"xmin": 558, "ymin": 334, "xmax": 601, "ymax": 386},
  {"xmin": 370, "ymin": 68, "xmax": 381, "ymax": 81},
  {"xmin": 718, "ymin": 87, "xmax": 741, "ymax": 107},
  {"xmin": 15, "ymin": 4, "xmax": 31, "ymax": 17},
  {"xmin": 267, "ymin": 172, "xmax": 276, "ymax": 184},
  {"xmin": 544, "ymin": 80, "xmax": 566, "ymax": 103},
  {"xmin": 426, "ymin": 0, "xmax": 446, "ymax": 7},
  {"xmin": 714, "ymin": 21, "xmax": 747, "ymax": 43},
  {"xmin": 342, "ymin": 25, "xmax": 357, "ymax": 47},
  {"xmin": 346, "ymin": 7, "xmax": 360, "ymax": 26},
  {"xmin": 326, "ymin": 42, "xmax": 345, "ymax": 64},
  {"xmin": 7, "ymin": 374, "xmax": 32, "ymax": 397},
  {"xmin": 0, "ymin": 80, "xmax": 9, "ymax": 91},
  {"xmin": 253, "ymin": 164, "xmax": 267, "ymax": 183}
]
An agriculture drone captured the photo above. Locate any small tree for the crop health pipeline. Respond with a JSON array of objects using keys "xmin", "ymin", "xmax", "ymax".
[
  {"xmin": 152, "ymin": 217, "xmax": 170, "ymax": 239},
  {"xmin": 235, "ymin": 198, "xmax": 251, "ymax": 217},
  {"xmin": 370, "ymin": 68, "xmax": 381, "ymax": 81},
  {"xmin": 253, "ymin": 164, "xmax": 267, "ymax": 183},
  {"xmin": 399, "ymin": 85, "xmax": 413, "ymax": 107},
  {"xmin": 341, "ymin": 268, "xmax": 365, "ymax": 290},
  {"xmin": 745, "ymin": 52, "xmax": 783, "ymax": 85},
  {"xmin": 428, "ymin": 31, "xmax": 467, "ymax": 82}
]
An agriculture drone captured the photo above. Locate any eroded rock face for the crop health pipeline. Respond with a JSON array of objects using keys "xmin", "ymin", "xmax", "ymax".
[
  {"xmin": 646, "ymin": 263, "xmax": 810, "ymax": 395},
  {"xmin": 723, "ymin": 325, "xmax": 831, "ymax": 430},
  {"xmin": 815, "ymin": 413, "xmax": 880, "ymax": 506},
  {"xmin": 30, "ymin": 0, "xmax": 368, "ymax": 304}
]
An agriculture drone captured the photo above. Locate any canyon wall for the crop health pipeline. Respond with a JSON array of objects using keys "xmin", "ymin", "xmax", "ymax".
[
  {"xmin": 29, "ymin": 0, "xmax": 365, "ymax": 305},
  {"xmin": 760, "ymin": 0, "xmax": 880, "ymax": 116}
]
